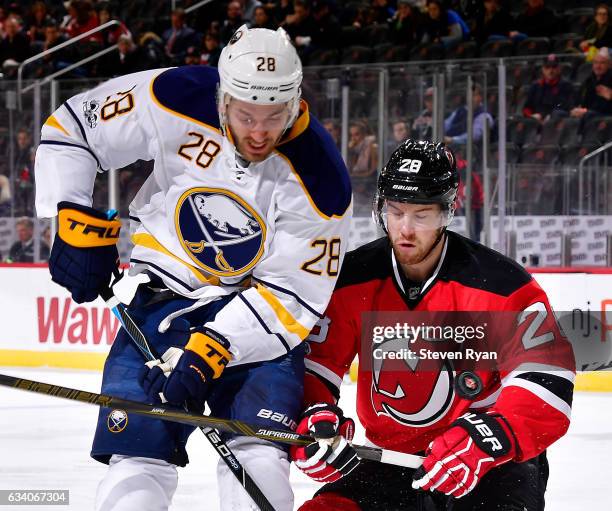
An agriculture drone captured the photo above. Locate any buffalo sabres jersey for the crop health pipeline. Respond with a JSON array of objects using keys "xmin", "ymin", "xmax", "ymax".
[
  {"xmin": 304, "ymin": 231, "xmax": 575, "ymax": 461},
  {"xmin": 35, "ymin": 66, "xmax": 352, "ymax": 366}
]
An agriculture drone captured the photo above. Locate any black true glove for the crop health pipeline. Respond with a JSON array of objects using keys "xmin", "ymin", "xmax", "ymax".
[{"xmin": 49, "ymin": 201, "xmax": 120, "ymax": 303}]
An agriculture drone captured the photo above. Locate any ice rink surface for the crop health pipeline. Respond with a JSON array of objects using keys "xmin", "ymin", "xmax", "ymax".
[{"xmin": 1, "ymin": 367, "xmax": 611, "ymax": 510}]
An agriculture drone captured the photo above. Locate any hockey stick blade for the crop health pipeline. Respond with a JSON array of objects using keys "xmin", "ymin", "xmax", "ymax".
[{"xmin": 0, "ymin": 373, "xmax": 424, "ymax": 469}]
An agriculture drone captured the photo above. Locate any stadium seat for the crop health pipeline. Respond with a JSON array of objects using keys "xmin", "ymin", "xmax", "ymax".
[
  {"xmin": 540, "ymin": 117, "xmax": 581, "ymax": 145},
  {"xmin": 485, "ymin": 86, "xmax": 514, "ymax": 118},
  {"xmin": 348, "ymin": 90, "xmax": 371, "ymax": 117},
  {"xmin": 480, "ymin": 39, "xmax": 513, "ymax": 58},
  {"xmin": 515, "ymin": 38, "xmax": 551, "ymax": 56},
  {"xmin": 489, "ymin": 143, "xmax": 521, "ymax": 165},
  {"xmin": 581, "ymin": 116, "xmax": 612, "ymax": 145},
  {"xmin": 551, "ymin": 33, "xmax": 582, "ymax": 53},
  {"xmin": 446, "ymin": 41, "xmax": 478, "ymax": 60},
  {"xmin": 378, "ymin": 44, "xmax": 410, "ymax": 63},
  {"xmin": 510, "ymin": 61, "xmax": 536, "ymax": 87},
  {"xmin": 307, "ymin": 49, "xmax": 340, "ymax": 66},
  {"xmin": 365, "ymin": 24, "xmax": 390, "ymax": 46},
  {"xmin": 507, "ymin": 116, "xmax": 541, "ymax": 146},
  {"xmin": 521, "ymin": 144, "xmax": 560, "ymax": 165},
  {"xmin": 559, "ymin": 144, "xmax": 599, "ymax": 166},
  {"xmin": 564, "ymin": 8, "xmax": 595, "ymax": 34},
  {"xmin": 340, "ymin": 45, "xmax": 373, "ymax": 65},
  {"xmin": 409, "ymin": 43, "xmax": 445, "ymax": 61},
  {"xmin": 575, "ymin": 61, "xmax": 594, "ymax": 84},
  {"xmin": 340, "ymin": 26, "xmax": 365, "ymax": 47}
]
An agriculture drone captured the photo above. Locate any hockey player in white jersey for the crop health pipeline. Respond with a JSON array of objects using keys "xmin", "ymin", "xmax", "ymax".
[{"xmin": 34, "ymin": 26, "xmax": 352, "ymax": 510}]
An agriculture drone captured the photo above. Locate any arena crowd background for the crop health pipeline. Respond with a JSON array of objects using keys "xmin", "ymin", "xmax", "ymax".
[{"xmin": 0, "ymin": 0, "xmax": 611, "ymax": 268}]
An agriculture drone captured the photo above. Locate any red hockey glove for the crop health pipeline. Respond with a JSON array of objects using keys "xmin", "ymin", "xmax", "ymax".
[
  {"xmin": 291, "ymin": 403, "xmax": 360, "ymax": 483},
  {"xmin": 412, "ymin": 412, "xmax": 516, "ymax": 498}
]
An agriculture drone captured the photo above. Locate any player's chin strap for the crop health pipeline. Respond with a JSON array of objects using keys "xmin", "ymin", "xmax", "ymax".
[{"xmin": 101, "ymin": 270, "xmax": 278, "ymax": 511}]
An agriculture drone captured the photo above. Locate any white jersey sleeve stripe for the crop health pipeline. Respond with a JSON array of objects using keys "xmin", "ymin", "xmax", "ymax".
[
  {"xmin": 237, "ymin": 293, "xmax": 291, "ymax": 353},
  {"xmin": 252, "ymin": 276, "xmax": 324, "ymax": 319},
  {"xmin": 304, "ymin": 359, "xmax": 343, "ymax": 391},
  {"xmin": 504, "ymin": 377, "xmax": 572, "ymax": 420}
]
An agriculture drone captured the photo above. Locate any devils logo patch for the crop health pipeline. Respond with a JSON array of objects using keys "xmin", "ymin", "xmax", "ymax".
[{"xmin": 371, "ymin": 336, "xmax": 455, "ymax": 427}]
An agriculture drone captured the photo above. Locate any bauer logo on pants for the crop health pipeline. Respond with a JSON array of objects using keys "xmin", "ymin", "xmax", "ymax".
[
  {"xmin": 107, "ymin": 409, "xmax": 128, "ymax": 433},
  {"xmin": 175, "ymin": 187, "xmax": 266, "ymax": 277}
]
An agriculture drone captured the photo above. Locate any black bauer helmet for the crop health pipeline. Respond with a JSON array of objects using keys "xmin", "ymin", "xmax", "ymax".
[{"xmin": 373, "ymin": 139, "xmax": 460, "ymax": 232}]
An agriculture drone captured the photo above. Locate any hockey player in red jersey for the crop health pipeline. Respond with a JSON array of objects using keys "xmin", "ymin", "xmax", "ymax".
[{"xmin": 292, "ymin": 140, "xmax": 575, "ymax": 510}]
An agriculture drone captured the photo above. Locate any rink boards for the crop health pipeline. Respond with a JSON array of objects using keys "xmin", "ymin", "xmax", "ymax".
[{"xmin": 0, "ymin": 264, "xmax": 611, "ymax": 390}]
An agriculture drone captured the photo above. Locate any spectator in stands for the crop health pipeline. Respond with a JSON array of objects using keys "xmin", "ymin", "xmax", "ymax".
[
  {"xmin": 200, "ymin": 31, "xmax": 221, "ymax": 67},
  {"xmin": 26, "ymin": 1, "xmax": 54, "ymax": 42},
  {"xmin": 348, "ymin": 121, "xmax": 378, "ymax": 177},
  {"xmin": 220, "ymin": 1, "xmax": 245, "ymax": 45},
  {"xmin": 371, "ymin": 0, "xmax": 395, "ymax": 25},
  {"xmin": 5, "ymin": 217, "xmax": 34, "ymax": 263},
  {"xmin": 0, "ymin": 16, "xmax": 30, "ymax": 75},
  {"xmin": 97, "ymin": 2, "xmax": 131, "ymax": 47},
  {"xmin": 0, "ymin": 7, "xmax": 7, "ymax": 39},
  {"xmin": 62, "ymin": 1, "xmax": 102, "ymax": 43},
  {"xmin": 388, "ymin": 0, "xmax": 422, "ymax": 47},
  {"xmin": 98, "ymin": 34, "xmax": 140, "ymax": 77},
  {"xmin": 0, "ymin": 173, "xmax": 11, "ymax": 216},
  {"xmin": 571, "ymin": 47, "xmax": 612, "ymax": 119},
  {"xmin": 386, "ymin": 119, "xmax": 409, "ymax": 156},
  {"xmin": 421, "ymin": 0, "xmax": 469, "ymax": 50},
  {"xmin": 323, "ymin": 119, "xmax": 341, "ymax": 149},
  {"xmin": 282, "ymin": 0, "xmax": 317, "ymax": 59},
  {"xmin": 348, "ymin": 120, "xmax": 378, "ymax": 215},
  {"xmin": 580, "ymin": 4, "xmax": 612, "ymax": 53},
  {"xmin": 251, "ymin": 5, "xmax": 276, "ymax": 30},
  {"xmin": 13, "ymin": 128, "xmax": 35, "ymax": 217},
  {"xmin": 239, "ymin": 0, "xmax": 263, "ymax": 24},
  {"xmin": 412, "ymin": 86, "xmax": 434, "ymax": 140},
  {"xmin": 310, "ymin": 0, "xmax": 341, "ymax": 51},
  {"xmin": 456, "ymin": 156, "xmax": 484, "ymax": 241},
  {"xmin": 444, "ymin": 83, "xmax": 493, "ymax": 145},
  {"xmin": 512, "ymin": 0, "xmax": 558, "ymax": 39},
  {"xmin": 32, "ymin": 21, "xmax": 72, "ymax": 77},
  {"xmin": 163, "ymin": 8, "xmax": 198, "ymax": 65},
  {"xmin": 473, "ymin": 0, "xmax": 514, "ymax": 44},
  {"xmin": 270, "ymin": 0, "xmax": 293, "ymax": 26},
  {"xmin": 40, "ymin": 225, "xmax": 51, "ymax": 261},
  {"xmin": 184, "ymin": 45, "xmax": 200, "ymax": 66},
  {"xmin": 523, "ymin": 54, "xmax": 575, "ymax": 122}
]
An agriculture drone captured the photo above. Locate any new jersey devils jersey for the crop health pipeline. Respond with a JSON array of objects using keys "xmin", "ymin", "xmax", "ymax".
[{"xmin": 304, "ymin": 231, "xmax": 575, "ymax": 461}]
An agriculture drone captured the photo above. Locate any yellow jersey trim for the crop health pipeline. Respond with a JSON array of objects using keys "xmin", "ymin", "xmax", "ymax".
[
  {"xmin": 131, "ymin": 232, "xmax": 220, "ymax": 285},
  {"xmin": 256, "ymin": 283, "xmax": 309, "ymax": 340},
  {"xmin": 277, "ymin": 100, "xmax": 310, "ymax": 145},
  {"xmin": 44, "ymin": 114, "xmax": 71, "ymax": 136},
  {"xmin": 274, "ymin": 151, "xmax": 351, "ymax": 221}
]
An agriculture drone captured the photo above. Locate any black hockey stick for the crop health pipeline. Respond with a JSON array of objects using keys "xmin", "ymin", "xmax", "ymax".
[
  {"xmin": 0, "ymin": 372, "xmax": 424, "ymax": 469},
  {"xmin": 99, "ymin": 280, "xmax": 277, "ymax": 511}
]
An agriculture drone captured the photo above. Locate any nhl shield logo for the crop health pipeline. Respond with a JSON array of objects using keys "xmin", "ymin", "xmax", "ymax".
[
  {"xmin": 107, "ymin": 409, "xmax": 128, "ymax": 433},
  {"xmin": 175, "ymin": 187, "xmax": 266, "ymax": 277}
]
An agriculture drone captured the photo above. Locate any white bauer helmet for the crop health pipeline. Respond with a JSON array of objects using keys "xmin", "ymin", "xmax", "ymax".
[{"xmin": 217, "ymin": 25, "xmax": 303, "ymax": 136}]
